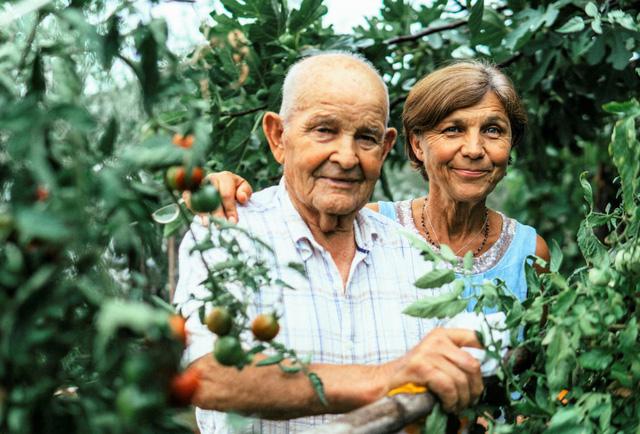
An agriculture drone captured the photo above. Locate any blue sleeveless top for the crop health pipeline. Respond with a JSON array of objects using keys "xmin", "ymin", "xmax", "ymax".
[{"xmin": 378, "ymin": 200, "xmax": 536, "ymax": 311}]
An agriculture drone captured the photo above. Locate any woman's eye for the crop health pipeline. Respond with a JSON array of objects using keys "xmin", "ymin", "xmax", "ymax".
[
  {"xmin": 486, "ymin": 126, "xmax": 501, "ymax": 135},
  {"xmin": 443, "ymin": 126, "xmax": 459, "ymax": 134}
]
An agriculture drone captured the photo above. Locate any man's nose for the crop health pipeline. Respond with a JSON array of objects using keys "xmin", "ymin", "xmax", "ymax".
[{"xmin": 329, "ymin": 135, "xmax": 359, "ymax": 169}]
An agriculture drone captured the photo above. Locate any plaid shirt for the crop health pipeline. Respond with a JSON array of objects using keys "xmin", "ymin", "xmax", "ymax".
[{"xmin": 174, "ymin": 180, "xmax": 442, "ymax": 433}]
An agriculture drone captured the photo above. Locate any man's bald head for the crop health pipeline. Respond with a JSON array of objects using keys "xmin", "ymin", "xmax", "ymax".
[{"xmin": 279, "ymin": 52, "xmax": 390, "ymax": 128}]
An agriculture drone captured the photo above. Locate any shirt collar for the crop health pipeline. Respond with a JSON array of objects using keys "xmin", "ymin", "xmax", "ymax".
[{"xmin": 275, "ymin": 178, "xmax": 378, "ymax": 263}]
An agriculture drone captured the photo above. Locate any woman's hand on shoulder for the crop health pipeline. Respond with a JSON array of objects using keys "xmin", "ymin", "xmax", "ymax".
[{"xmin": 183, "ymin": 171, "xmax": 253, "ymax": 226}]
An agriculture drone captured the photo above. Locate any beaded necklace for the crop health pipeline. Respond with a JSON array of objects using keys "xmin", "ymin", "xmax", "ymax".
[{"xmin": 420, "ymin": 197, "xmax": 489, "ymax": 257}]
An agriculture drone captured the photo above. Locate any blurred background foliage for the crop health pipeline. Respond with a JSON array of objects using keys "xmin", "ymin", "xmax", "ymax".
[{"xmin": 0, "ymin": 0, "xmax": 638, "ymax": 432}]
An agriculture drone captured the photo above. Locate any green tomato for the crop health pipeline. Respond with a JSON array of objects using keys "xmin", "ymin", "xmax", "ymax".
[
  {"xmin": 588, "ymin": 268, "xmax": 610, "ymax": 286},
  {"xmin": 190, "ymin": 185, "xmax": 221, "ymax": 213},
  {"xmin": 214, "ymin": 336, "xmax": 245, "ymax": 366}
]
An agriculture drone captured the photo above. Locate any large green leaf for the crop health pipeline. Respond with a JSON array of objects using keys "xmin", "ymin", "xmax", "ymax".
[
  {"xmin": 289, "ymin": 0, "xmax": 328, "ymax": 34},
  {"xmin": 468, "ymin": 0, "xmax": 484, "ymax": 35},
  {"xmin": 608, "ymin": 107, "xmax": 640, "ymax": 214},
  {"xmin": 403, "ymin": 280, "xmax": 467, "ymax": 319},
  {"xmin": 414, "ymin": 268, "xmax": 455, "ymax": 289}
]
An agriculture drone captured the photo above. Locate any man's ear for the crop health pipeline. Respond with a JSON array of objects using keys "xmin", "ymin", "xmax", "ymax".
[
  {"xmin": 263, "ymin": 112, "xmax": 285, "ymax": 164},
  {"xmin": 409, "ymin": 131, "xmax": 424, "ymax": 162},
  {"xmin": 382, "ymin": 127, "xmax": 397, "ymax": 161}
]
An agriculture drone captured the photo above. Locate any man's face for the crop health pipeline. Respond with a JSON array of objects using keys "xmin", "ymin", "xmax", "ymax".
[{"xmin": 269, "ymin": 63, "xmax": 395, "ymax": 220}]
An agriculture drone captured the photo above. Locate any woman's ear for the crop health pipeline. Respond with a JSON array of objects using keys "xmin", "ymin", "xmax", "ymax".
[
  {"xmin": 409, "ymin": 131, "xmax": 424, "ymax": 162},
  {"xmin": 263, "ymin": 112, "xmax": 285, "ymax": 164}
]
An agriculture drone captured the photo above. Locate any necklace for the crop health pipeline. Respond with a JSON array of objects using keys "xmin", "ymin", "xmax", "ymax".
[{"xmin": 420, "ymin": 197, "xmax": 489, "ymax": 257}]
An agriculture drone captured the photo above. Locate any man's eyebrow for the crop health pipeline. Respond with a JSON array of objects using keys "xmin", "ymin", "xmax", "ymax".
[
  {"xmin": 306, "ymin": 115, "xmax": 339, "ymax": 125},
  {"xmin": 358, "ymin": 126, "xmax": 384, "ymax": 137}
]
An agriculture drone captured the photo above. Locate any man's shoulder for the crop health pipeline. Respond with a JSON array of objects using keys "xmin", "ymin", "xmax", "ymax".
[{"xmin": 239, "ymin": 185, "xmax": 280, "ymax": 213}]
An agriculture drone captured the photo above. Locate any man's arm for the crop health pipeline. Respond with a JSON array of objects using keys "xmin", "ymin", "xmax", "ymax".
[{"xmin": 190, "ymin": 327, "xmax": 483, "ymax": 419}]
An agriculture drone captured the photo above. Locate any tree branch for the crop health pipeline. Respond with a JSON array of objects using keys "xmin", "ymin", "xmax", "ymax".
[
  {"xmin": 306, "ymin": 346, "xmax": 534, "ymax": 434},
  {"xmin": 384, "ymin": 19, "xmax": 466, "ymax": 45},
  {"xmin": 497, "ymin": 52, "xmax": 523, "ymax": 68},
  {"xmin": 220, "ymin": 103, "xmax": 267, "ymax": 118},
  {"xmin": 384, "ymin": 5, "xmax": 510, "ymax": 45}
]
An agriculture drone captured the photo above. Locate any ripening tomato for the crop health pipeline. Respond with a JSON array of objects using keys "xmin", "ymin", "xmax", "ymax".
[
  {"xmin": 205, "ymin": 306, "xmax": 232, "ymax": 336},
  {"xmin": 214, "ymin": 336, "xmax": 245, "ymax": 366},
  {"xmin": 172, "ymin": 133, "xmax": 195, "ymax": 149},
  {"xmin": 190, "ymin": 185, "xmax": 221, "ymax": 213},
  {"xmin": 251, "ymin": 313, "xmax": 280, "ymax": 342},
  {"xmin": 169, "ymin": 367, "xmax": 200, "ymax": 407},
  {"xmin": 165, "ymin": 166, "xmax": 204, "ymax": 191},
  {"xmin": 168, "ymin": 314, "xmax": 187, "ymax": 344}
]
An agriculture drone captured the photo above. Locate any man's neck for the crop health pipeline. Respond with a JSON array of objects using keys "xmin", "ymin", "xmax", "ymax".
[{"xmin": 292, "ymin": 202, "xmax": 359, "ymax": 290}]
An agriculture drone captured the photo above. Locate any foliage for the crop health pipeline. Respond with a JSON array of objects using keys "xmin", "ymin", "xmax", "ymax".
[
  {"xmin": 0, "ymin": 1, "xmax": 195, "ymax": 432},
  {"xmin": 1, "ymin": 0, "xmax": 639, "ymax": 432},
  {"xmin": 405, "ymin": 103, "xmax": 640, "ymax": 432}
]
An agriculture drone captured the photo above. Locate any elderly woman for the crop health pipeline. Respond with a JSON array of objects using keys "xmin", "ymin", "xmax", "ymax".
[
  {"xmin": 369, "ymin": 60, "xmax": 550, "ymax": 307},
  {"xmin": 199, "ymin": 60, "xmax": 550, "ymax": 307}
]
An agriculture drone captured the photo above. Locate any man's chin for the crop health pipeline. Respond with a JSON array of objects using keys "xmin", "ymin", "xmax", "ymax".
[{"xmin": 315, "ymin": 198, "xmax": 365, "ymax": 217}]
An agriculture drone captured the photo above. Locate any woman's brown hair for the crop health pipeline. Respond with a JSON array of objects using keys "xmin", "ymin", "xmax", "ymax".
[{"xmin": 403, "ymin": 60, "xmax": 527, "ymax": 181}]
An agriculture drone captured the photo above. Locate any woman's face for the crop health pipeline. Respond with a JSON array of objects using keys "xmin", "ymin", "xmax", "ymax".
[{"xmin": 411, "ymin": 91, "xmax": 512, "ymax": 204}]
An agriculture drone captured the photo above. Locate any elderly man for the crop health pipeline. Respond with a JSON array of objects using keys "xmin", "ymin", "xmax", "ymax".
[{"xmin": 173, "ymin": 52, "xmax": 482, "ymax": 433}]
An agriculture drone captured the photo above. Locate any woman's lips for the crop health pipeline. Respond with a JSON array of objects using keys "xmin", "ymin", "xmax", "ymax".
[{"xmin": 453, "ymin": 168, "xmax": 489, "ymax": 177}]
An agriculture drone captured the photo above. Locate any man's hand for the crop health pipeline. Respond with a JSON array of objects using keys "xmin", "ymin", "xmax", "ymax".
[
  {"xmin": 182, "ymin": 171, "xmax": 253, "ymax": 226},
  {"xmin": 383, "ymin": 328, "xmax": 483, "ymax": 414}
]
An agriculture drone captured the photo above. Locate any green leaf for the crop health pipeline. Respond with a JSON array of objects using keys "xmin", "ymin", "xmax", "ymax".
[
  {"xmin": 15, "ymin": 209, "xmax": 71, "ymax": 243},
  {"xmin": 547, "ymin": 407, "xmax": 586, "ymax": 433},
  {"xmin": 287, "ymin": 261, "xmax": 307, "ymax": 277},
  {"xmin": 308, "ymin": 372, "xmax": 328, "ymax": 406},
  {"xmin": 552, "ymin": 290, "xmax": 578, "ymax": 317},
  {"xmin": 549, "ymin": 240, "xmax": 563, "ymax": 273},
  {"xmin": 542, "ymin": 326, "xmax": 575, "ymax": 391},
  {"xmin": 579, "ymin": 172, "xmax": 593, "ymax": 211},
  {"xmin": 121, "ymin": 136, "xmax": 184, "ymax": 170},
  {"xmin": 424, "ymin": 401, "xmax": 447, "ymax": 434},
  {"xmin": 468, "ymin": 0, "xmax": 484, "ymax": 35},
  {"xmin": 289, "ymin": 0, "xmax": 328, "ymax": 34},
  {"xmin": 402, "ymin": 233, "xmax": 439, "ymax": 261},
  {"xmin": 98, "ymin": 117, "xmax": 118, "ymax": 157},
  {"xmin": 463, "ymin": 250, "xmax": 474, "ymax": 271},
  {"xmin": 278, "ymin": 364, "xmax": 302, "ymax": 374},
  {"xmin": 606, "ymin": 30, "xmax": 632, "ymax": 70},
  {"xmin": 255, "ymin": 354, "xmax": 285, "ymax": 366},
  {"xmin": 579, "ymin": 349, "xmax": 613, "ymax": 371},
  {"xmin": 584, "ymin": 2, "xmax": 598, "ymax": 18},
  {"xmin": 403, "ymin": 295, "xmax": 468, "ymax": 319},
  {"xmin": 524, "ymin": 261, "xmax": 541, "ymax": 295},
  {"xmin": 577, "ymin": 220, "xmax": 608, "ymax": 267},
  {"xmin": 439, "ymin": 244, "xmax": 457, "ymax": 264},
  {"xmin": 414, "ymin": 268, "xmax": 456, "ymax": 289},
  {"xmin": 608, "ymin": 10, "xmax": 637, "ymax": 31},
  {"xmin": 556, "ymin": 16, "xmax": 585, "ymax": 33},
  {"xmin": 608, "ymin": 112, "xmax": 640, "ymax": 213}
]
